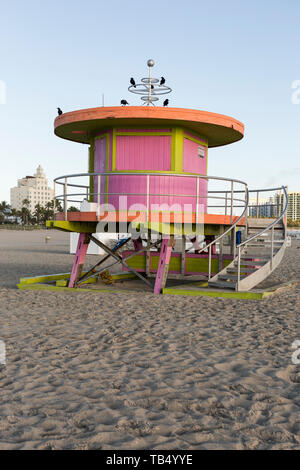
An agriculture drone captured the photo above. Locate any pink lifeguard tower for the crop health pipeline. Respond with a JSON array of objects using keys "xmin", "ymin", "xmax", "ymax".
[{"xmin": 41, "ymin": 60, "xmax": 288, "ymax": 297}]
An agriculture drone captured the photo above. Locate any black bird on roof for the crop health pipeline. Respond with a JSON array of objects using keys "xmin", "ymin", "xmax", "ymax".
[
  {"xmin": 57, "ymin": 107, "xmax": 63, "ymax": 115},
  {"xmin": 160, "ymin": 77, "xmax": 165, "ymax": 85},
  {"xmin": 130, "ymin": 78, "xmax": 136, "ymax": 88},
  {"xmin": 163, "ymin": 99, "xmax": 169, "ymax": 107},
  {"xmin": 121, "ymin": 99, "xmax": 129, "ymax": 106}
]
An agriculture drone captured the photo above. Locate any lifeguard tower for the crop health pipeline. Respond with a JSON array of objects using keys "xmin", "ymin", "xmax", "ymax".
[{"xmin": 20, "ymin": 60, "xmax": 288, "ymax": 298}]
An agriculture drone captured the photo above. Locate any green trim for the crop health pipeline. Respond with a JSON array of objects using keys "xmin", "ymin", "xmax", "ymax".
[
  {"xmin": 171, "ymin": 127, "xmax": 184, "ymax": 172},
  {"xmin": 88, "ymin": 140, "xmax": 95, "ymax": 202},
  {"xmin": 16, "ymin": 283, "xmax": 133, "ymax": 294},
  {"xmin": 116, "ymin": 131, "xmax": 172, "ymax": 136},
  {"xmin": 19, "ymin": 271, "xmax": 137, "ymax": 287},
  {"xmin": 46, "ymin": 220, "xmax": 97, "ymax": 233},
  {"xmin": 105, "ymin": 134, "xmax": 110, "ymax": 204},
  {"xmin": 162, "ymin": 286, "xmax": 273, "ymax": 299},
  {"xmin": 183, "ymin": 134, "xmax": 208, "ymax": 147},
  {"xmin": 112, "ymin": 128, "xmax": 117, "ymax": 170},
  {"xmin": 20, "ymin": 272, "xmax": 73, "ymax": 285}
]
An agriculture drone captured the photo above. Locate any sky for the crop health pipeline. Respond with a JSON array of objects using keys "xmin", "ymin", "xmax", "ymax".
[{"xmin": 0, "ymin": 0, "xmax": 300, "ymax": 203}]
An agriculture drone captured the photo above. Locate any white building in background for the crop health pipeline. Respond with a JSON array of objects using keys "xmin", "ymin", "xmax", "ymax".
[{"xmin": 10, "ymin": 165, "xmax": 54, "ymax": 213}]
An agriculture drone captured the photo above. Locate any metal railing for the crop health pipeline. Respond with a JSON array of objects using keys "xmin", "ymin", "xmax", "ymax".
[
  {"xmin": 53, "ymin": 171, "xmax": 248, "ymax": 226},
  {"xmin": 234, "ymin": 185, "xmax": 288, "ymax": 290}
]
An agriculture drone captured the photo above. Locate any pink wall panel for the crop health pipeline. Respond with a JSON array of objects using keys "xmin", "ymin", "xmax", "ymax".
[
  {"xmin": 183, "ymin": 138, "xmax": 207, "ymax": 174},
  {"xmin": 105, "ymin": 174, "xmax": 207, "ymax": 214},
  {"xmin": 116, "ymin": 135, "xmax": 171, "ymax": 171},
  {"xmin": 108, "ymin": 174, "xmax": 147, "ymax": 210}
]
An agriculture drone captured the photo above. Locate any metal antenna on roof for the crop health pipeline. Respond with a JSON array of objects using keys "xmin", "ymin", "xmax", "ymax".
[{"xmin": 128, "ymin": 59, "xmax": 172, "ymax": 106}]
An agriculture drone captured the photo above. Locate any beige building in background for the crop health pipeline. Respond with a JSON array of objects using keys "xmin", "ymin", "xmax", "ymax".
[{"xmin": 10, "ymin": 165, "xmax": 54, "ymax": 213}]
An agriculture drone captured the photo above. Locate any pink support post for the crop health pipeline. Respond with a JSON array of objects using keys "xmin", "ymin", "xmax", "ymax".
[
  {"xmin": 154, "ymin": 236, "xmax": 174, "ymax": 294},
  {"xmin": 68, "ymin": 233, "xmax": 90, "ymax": 288}
]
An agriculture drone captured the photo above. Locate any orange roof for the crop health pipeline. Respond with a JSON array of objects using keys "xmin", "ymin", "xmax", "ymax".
[{"xmin": 54, "ymin": 106, "xmax": 244, "ymax": 148}]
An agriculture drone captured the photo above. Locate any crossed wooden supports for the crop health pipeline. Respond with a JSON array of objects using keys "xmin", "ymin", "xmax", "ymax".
[{"xmin": 68, "ymin": 232, "xmax": 175, "ymax": 294}]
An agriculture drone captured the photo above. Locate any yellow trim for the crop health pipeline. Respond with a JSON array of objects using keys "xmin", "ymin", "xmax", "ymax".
[
  {"xmin": 46, "ymin": 220, "xmax": 97, "ymax": 233},
  {"xmin": 171, "ymin": 127, "xmax": 184, "ymax": 172},
  {"xmin": 183, "ymin": 134, "xmax": 208, "ymax": 147},
  {"xmin": 116, "ymin": 131, "xmax": 172, "ymax": 136},
  {"xmin": 88, "ymin": 140, "xmax": 95, "ymax": 202},
  {"xmin": 105, "ymin": 134, "xmax": 110, "ymax": 204},
  {"xmin": 112, "ymin": 128, "xmax": 117, "ymax": 171}
]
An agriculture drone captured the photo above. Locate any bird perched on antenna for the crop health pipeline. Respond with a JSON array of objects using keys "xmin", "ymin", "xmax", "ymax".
[
  {"xmin": 160, "ymin": 77, "xmax": 165, "ymax": 85},
  {"xmin": 57, "ymin": 107, "xmax": 63, "ymax": 115},
  {"xmin": 121, "ymin": 99, "xmax": 129, "ymax": 106},
  {"xmin": 163, "ymin": 99, "xmax": 169, "ymax": 107},
  {"xmin": 130, "ymin": 78, "xmax": 136, "ymax": 88}
]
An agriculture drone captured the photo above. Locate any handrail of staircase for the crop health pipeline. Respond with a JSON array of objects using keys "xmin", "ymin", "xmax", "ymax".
[
  {"xmin": 237, "ymin": 185, "xmax": 288, "ymax": 249},
  {"xmin": 192, "ymin": 187, "xmax": 249, "ymax": 257},
  {"xmin": 234, "ymin": 185, "xmax": 288, "ymax": 290}
]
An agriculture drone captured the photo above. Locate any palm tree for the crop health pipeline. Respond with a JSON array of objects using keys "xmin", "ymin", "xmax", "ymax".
[
  {"xmin": 0, "ymin": 201, "xmax": 11, "ymax": 224},
  {"xmin": 10, "ymin": 208, "xmax": 19, "ymax": 224},
  {"xmin": 33, "ymin": 203, "xmax": 44, "ymax": 224}
]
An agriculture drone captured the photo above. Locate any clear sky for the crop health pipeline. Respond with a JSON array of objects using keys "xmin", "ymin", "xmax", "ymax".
[{"xmin": 1, "ymin": 0, "xmax": 300, "ymax": 202}]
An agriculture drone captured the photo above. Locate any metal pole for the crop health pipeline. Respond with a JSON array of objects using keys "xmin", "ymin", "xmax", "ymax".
[
  {"xmin": 208, "ymin": 244, "xmax": 212, "ymax": 280},
  {"xmin": 64, "ymin": 178, "xmax": 68, "ymax": 220},
  {"xmin": 53, "ymin": 180, "xmax": 56, "ymax": 216},
  {"xmin": 225, "ymin": 192, "xmax": 228, "ymax": 216},
  {"xmin": 270, "ymin": 225, "xmax": 274, "ymax": 269},
  {"xmin": 196, "ymin": 177, "xmax": 199, "ymax": 225},
  {"xmin": 97, "ymin": 175, "xmax": 101, "ymax": 205},
  {"xmin": 237, "ymin": 246, "xmax": 241, "ymax": 291},
  {"xmin": 230, "ymin": 181, "xmax": 234, "ymax": 223},
  {"xmin": 256, "ymin": 191, "xmax": 259, "ymax": 219},
  {"xmin": 181, "ymin": 235, "xmax": 186, "ymax": 276},
  {"xmin": 146, "ymin": 174, "xmax": 150, "ymax": 224}
]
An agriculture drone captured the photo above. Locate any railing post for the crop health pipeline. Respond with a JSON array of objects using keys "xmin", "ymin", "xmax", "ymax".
[
  {"xmin": 256, "ymin": 191, "xmax": 259, "ymax": 219},
  {"xmin": 53, "ymin": 180, "xmax": 56, "ymax": 217},
  {"xmin": 64, "ymin": 177, "xmax": 68, "ymax": 220},
  {"xmin": 181, "ymin": 235, "xmax": 186, "ymax": 276},
  {"xmin": 97, "ymin": 175, "xmax": 101, "ymax": 205},
  {"xmin": 237, "ymin": 246, "xmax": 241, "ymax": 291},
  {"xmin": 208, "ymin": 244, "xmax": 212, "ymax": 280},
  {"xmin": 244, "ymin": 185, "xmax": 248, "ymax": 228},
  {"xmin": 233, "ymin": 226, "xmax": 236, "ymax": 259},
  {"xmin": 196, "ymin": 177, "xmax": 199, "ymax": 224},
  {"xmin": 225, "ymin": 191, "xmax": 228, "ymax": 216},
  {"xmin": 270, "ymin": 225, "xmax": 274, "ymax": 269},
  {"xmin": 146, "ymin": 174, "xmax": 150, "ymax": 225},
  {"xmin": 230, "ymin": 181, "xmax": 234, "ymax": 223}
]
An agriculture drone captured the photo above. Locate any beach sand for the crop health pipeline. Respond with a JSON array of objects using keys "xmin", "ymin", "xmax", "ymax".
[{"xmin": 0, "ymin": 229, "xmax": 300, "ymax": 450}]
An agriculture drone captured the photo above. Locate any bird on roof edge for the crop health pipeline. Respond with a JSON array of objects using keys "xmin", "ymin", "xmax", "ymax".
[
  {"xmin": 57, "ymin": 107, "xmax": 63, "ymax": 115},
  {"xmin": 121, "ymin": 99, "xmax": 129, "ymax": 106},
  {"xmin": 163, "ymin": 99, "xmax": 169, "ymax": 107}
]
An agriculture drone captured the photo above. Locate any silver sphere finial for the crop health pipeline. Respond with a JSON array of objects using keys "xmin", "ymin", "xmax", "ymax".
[{"xmin": 147, "ymin": 59, "xmax": 155, "ymax": 67}]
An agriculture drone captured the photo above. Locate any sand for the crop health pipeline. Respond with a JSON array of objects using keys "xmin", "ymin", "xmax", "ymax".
[{"xmin": 0, "ymin": 229, "xmax": 300, "ymax": 450}]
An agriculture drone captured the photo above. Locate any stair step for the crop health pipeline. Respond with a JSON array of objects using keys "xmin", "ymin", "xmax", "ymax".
[
  {"xmin": 219, "ymin": 274, "xmax": 248, "ymax": 281},
  {"xmin": 208, "ymin": 280, "xmax": 236, "ymax": 290},
  {"xmin": 241, "ymin": 255, "xmax": 270, "ymax": 260},
  {"xmin": 227, "ymin": 267, "xmax": 258, "ymax": 273},
  {"xmin": 234, "ymin": 260, "xmax": 266, "ymax": 266}
]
